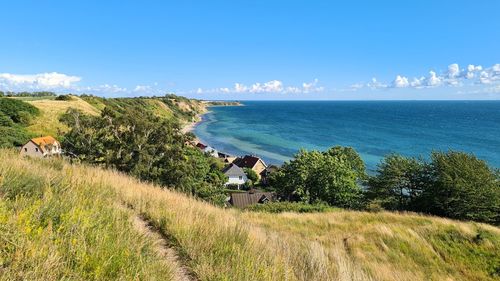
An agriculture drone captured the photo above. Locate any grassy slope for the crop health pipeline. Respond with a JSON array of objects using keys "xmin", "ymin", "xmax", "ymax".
[
  {"xmin": 21, "ymin": 95, "xmax": 206, "ymax": 139},
  {"xmin": 1, "ymin": 151, "xmax": 498, "ymax": 281},
  {"xmin": 24, "ymin": 96, "xmax": 101, "ymax": 137}
]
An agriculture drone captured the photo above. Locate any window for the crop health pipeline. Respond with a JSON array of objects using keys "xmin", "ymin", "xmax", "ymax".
[
  {"xmin": 239, "ymin": 176, "xmax": 243, "ymax": 180},
  {"xmin": 35, "ymin": 148, "xmax": 39, "ymax": 152},
  {"xmin": 24, "ymin": 148, "xmax": 27, "ymax": 152}
]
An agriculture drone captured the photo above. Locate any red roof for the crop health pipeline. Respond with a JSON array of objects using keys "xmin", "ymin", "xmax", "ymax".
[
  {"xmin": 196, "ymin": 142, "xmax": 207, "ymax": 149},
  {"xmin": 30, "ymin": 136, "xmax": 59, "ymax": 153},
  {"xmin": 233, "ymin": 155, "xmax": 264, "ymax": 169}
]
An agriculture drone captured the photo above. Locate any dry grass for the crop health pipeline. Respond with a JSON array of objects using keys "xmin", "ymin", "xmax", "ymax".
[
  {"xmin": 26, "ymin": 96, "xmax": 100, "ymax": 137},
  {"xmin": 1, "ymin": 150, "xmax": 498, "ymax": 281}
]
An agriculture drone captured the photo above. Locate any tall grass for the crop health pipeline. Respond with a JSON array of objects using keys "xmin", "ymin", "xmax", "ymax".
[
  {"xmin": 1, "ymin": 150, "xmax": 499, "ymax": 281},
  {"xmin": 0, "ymin": 151, "xmax": 174, "ymax": 280}
]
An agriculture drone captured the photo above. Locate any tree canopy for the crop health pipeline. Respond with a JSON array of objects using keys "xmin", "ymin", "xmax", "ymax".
[
  {"xmin": 61, "ymin": 106, "xmax": 227, "ymax": 205},
  {"xmin": 270, "ymin": 148, "xmax": 363, "ymax": 208}
]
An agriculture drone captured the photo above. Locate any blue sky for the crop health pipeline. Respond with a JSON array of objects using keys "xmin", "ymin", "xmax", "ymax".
[{"xmin": 0, "ymin": 1, "xmax": 499, "ymax": 100}]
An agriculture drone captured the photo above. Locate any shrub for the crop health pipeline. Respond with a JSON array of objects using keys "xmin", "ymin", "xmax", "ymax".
[
  {"xmin": 245, "ymin": 201, "xmax": 332, "ymax": 213},
  {"xmin": 244, "ymin": 168, "xmax": 259, "ymax": 182},
  {"xmin": 55, "ymin": 94, "xmax": 74, "ymax": 101}
]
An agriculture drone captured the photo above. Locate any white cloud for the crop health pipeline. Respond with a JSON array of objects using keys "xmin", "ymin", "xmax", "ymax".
[
  {"xmin": 392, "ymin": 75, "xmax": 409, "ymax": 88},
  {"xmin": 197, "ymin": 79, "xmax": 324, "ymax": 94},
  {"xmin": 426, "ymin": 71, "xmax": 441, "ymax": 87},
  {"xmin": 0, "ymin": 72, "xmax": 81, "ymax": 90},
  {"xmin": 96, "ymin": 84, "xmax": 127, "ymax": 93},
  {"xmin": 354, "ymin": 63, "xmax": 500, "ymax": 91},
  {"xmin": 447, "ymin": 63, "xmax": 460, "ymax": 78}
]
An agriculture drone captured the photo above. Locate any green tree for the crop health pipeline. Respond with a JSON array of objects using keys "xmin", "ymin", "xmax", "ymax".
[
  {"xmin": 420, "ymin": 151, "xmax": 500, "ymax": 224},
  {"xmin": 272, "ymin": 148, "xmax": 363, "ymax": 208},
  {"xmin": 367, "ymin": 154, "xmax": 428, "ymax": 210},
  {"xmin": 244, "ymin": 168, "xmax": 259, "ymax": 182},
  {"xmin": 61, "ymin": 106, "xmax": 227, "ymax": 205},
  {"xmin": 324, "ymin": 146, "xmax": 367, "ymax": 180}
]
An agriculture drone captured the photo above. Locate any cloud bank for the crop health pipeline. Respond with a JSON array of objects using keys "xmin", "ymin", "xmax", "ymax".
[
  {"xmin": 0, "ymin": 72, "xmax": 81, "ymax": 90},
  {"xmin": 352, "ymin": 63, "xmax": 500, "ymax": 90},
  {"xmin": 195, "ymin": 79, "xmax": 324, "ymax": 95}
]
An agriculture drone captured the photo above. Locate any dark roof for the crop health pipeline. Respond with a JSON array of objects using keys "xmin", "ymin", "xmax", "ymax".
[
  {"xmin": 261, "ymin": 164, "xmax": 280, "ymax": 176},
  {"xmin": 229, "ymin": 192, "xmax": 276, "ymax": 208},
  {"xmin": 222, "ymin": 163, "xmax": 246, "ymax": 177},
  {"xmin": 233, "ymin": 155, "xmax": 265, "ymax": 169},
  {"xmin": 218, "ymin": 151, "xmax": 233, "ymax": 158},
  {"xmin": 196, "ymin": 142, "xmax": 207, "ymax": 149}
]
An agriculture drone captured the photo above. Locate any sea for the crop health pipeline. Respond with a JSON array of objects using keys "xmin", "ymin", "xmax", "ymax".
[{"xmin": 194, "ymin": 101, "xmax": 500, "ymax": 173}]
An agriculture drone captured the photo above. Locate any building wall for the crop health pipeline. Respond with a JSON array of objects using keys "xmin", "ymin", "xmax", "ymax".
[
  {"xmin": 226, "ymin": 175, "xmax": 247, "ymax": 186},
  {"xmin": 20, "ymin": 141, "xmax": 44, "ymax": 158},
  {"xmin": 252, "ymin": 160, "xmax": 267, "ymax": 178},
  {"xmin": 19, "ymin": 140, "xmax": 62, "ymax": 158}
]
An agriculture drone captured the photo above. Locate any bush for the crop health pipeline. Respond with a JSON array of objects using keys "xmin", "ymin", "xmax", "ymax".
[
  {"xmin": 55, "ymin": 94, "xmax": 74, "ymax": 101},
  {"xmin": 244, "ymin": 168, "xmax": 259, "ymax": 182},
  {"xmin": 245, "ymin": 201, "xmax": 332, "ymax": 213},
  {"xmin": 0, "ymin": 98, "xmax": 39, "ymax": 124}
]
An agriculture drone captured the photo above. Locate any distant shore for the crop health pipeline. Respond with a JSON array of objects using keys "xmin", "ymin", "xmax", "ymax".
[{"xmin": 181, "ymin": 100, "xmax": 242, "ymax": 137}]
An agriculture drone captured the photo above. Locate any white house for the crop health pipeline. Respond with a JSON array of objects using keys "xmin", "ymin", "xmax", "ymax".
[
  {"xmin": 20, "ymin": 136, "xmax": 62, "ymax": 158},
  {"xmin": 222, "ymin": 163, "xmax": 248, "ymax": 189},
  {"xmin": 204, "ymin": 146, "xmax": 219, "ymax": 158}
]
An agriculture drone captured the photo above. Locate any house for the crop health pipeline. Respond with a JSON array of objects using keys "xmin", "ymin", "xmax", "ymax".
[
  {"xmin": 196, "ymin": 142, "xmax": 218, "ymax": 157},
  {"xmin": 196, "ymin": 142, "xmax": 207, "ymax": 150},
  {"xmin": 203, "ymin": 146, "xmax": 219, "ymax": 157},
  {"xmin": 229, "ymin": 191, "xmax": 276, "ymax": 208},
  {"xmin": 20, "ymin": 136, "xmax": 62, "ymax": 158},
  {"xmin": 222, "ymin": 163, "xmax": 247, "ymax": 189},
  {"xmin": 260, "ymin": 164, "xmax": 280, "ymax": 186},
  {"xmin": 217, "ymin": 151, "xmax": 237, "ymax": 163},
  {"xmin": 233, "ymin": 155, "xmax": 267, "ymax": 178}
]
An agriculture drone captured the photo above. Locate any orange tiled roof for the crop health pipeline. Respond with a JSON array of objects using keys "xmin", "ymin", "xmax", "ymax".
[{"xmin": 30, "ymin": 136, "xmax": 59, "ymax": 153}]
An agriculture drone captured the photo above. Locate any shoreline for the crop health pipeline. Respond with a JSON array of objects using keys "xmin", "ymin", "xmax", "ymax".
[{"xmin": 182, "ymin": 101, "xmax": 243, "ymax": 135}]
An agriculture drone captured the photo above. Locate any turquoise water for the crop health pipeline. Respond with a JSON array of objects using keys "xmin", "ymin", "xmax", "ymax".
[{"xmin": 194, "ymin": 101, "xmax": 500, "ymax": 172}]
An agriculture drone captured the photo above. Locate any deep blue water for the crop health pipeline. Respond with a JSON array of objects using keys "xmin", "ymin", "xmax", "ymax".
[{"xmin": 194, "ymin": 101, "xmax": 500, "ymax": 172}]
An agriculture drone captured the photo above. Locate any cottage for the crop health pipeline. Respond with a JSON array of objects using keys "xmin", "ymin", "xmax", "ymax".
[
  {"xmin": 196, "ymin": 142, "xmax": 207, "ymax": 150},
  {"xmin": 217, "ymin": 151, "xmax": 237, "ymax": 163},
  {"xmin": 233, "ymin": 155, "xmax": 267, "ymax": 179},
  {"xmin": 20, "ymin": 136, "xmax": 62, "ymax": 158},
  {"xmin": 260, "ymin": 164, "xmax": 279, "ymax": 186},
  {"xmin": 222, "ymin": 163, "xmax": 247, "ymax": 189},
  {"xmin": 203, "ymin": 146, "xmax": 218, "ymax": 157},
  {"xmin": 229, "ymin": 191, "xmax": 276, "ymax": 208}
]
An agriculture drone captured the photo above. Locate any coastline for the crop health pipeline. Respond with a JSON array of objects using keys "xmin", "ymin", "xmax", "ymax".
[{"xmin": 181, "ymin": 101, "xmax": 242, "ymax": 140}]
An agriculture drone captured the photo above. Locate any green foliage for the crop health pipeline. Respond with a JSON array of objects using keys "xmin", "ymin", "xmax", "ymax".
[
  {"xmin": 367, "ymin": 151, "xmax": 500, "ymax": 225},
  {"xmin": 2, "ymin": 91, "xmax": 56, "ymax": 97},
  {"xmin": 244, "ymin": 167, "xmax": 259, "ymax": 182},
  {"xmin": 61, "ymin": 106, "xmax": 227, "ymax": 205},
  {"xmin": 0, "ymin": 98, "xmax": 39, "ymax": 147},
  {"xmin": 422, "ymin": 151, "xmax": 500, "ymax": 224},
  {"xmin": 367, "ymin": 154, "xmax": 429, "ymax": 210},
  {"xmin": 324, "ymin": 146, "xmax": 367, "ymax": 180},
  {"xmin": 0, "ymin": 98, "xmax": 39, "ymax": 124},
  {"xmin": 55, "ymin": 94, "xmax": 74, "ymax": 101},
  {"xmin": 0, "ymin": 111, "xmax": 14, "ymax": 127},
  {"xmin": 271, "ymin": 148, "xmax": 363, "ymax": 208},
  {"xmin": 245, "ymin": 201, "xmax": 332, "ymax": 213}
]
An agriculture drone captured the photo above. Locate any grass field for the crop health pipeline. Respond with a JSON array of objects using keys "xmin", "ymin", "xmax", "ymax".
[
  {"xmin": 25, "ymin": 97, "xmax": 100, "ymax": 137},
  {"xmin": 1, "ymin": 150, "xmax": 498, "ymax": 281}
]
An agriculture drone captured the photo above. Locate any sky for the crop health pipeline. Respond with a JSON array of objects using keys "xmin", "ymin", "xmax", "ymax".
[{"xmin": 0, "ymin": 0, "xmax": 499, "ymax": 100}]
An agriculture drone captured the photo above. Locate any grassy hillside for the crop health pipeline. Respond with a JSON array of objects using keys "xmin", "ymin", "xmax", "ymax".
[
  {"xmin": 25, "ymin": 96, "xmax": 101, "ymax": 137},
  {"xmin": 1, "ymin": 150, "xmax": 498, "ymax": 281},
  {"xmin": 2, "ymin": 95, "xmax": 207, "ymax": 142}
]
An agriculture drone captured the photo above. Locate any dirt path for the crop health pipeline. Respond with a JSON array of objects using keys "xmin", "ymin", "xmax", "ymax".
[{"xmin": 117, "ymin": 202, "xmax": 197, "ymax": 281}]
